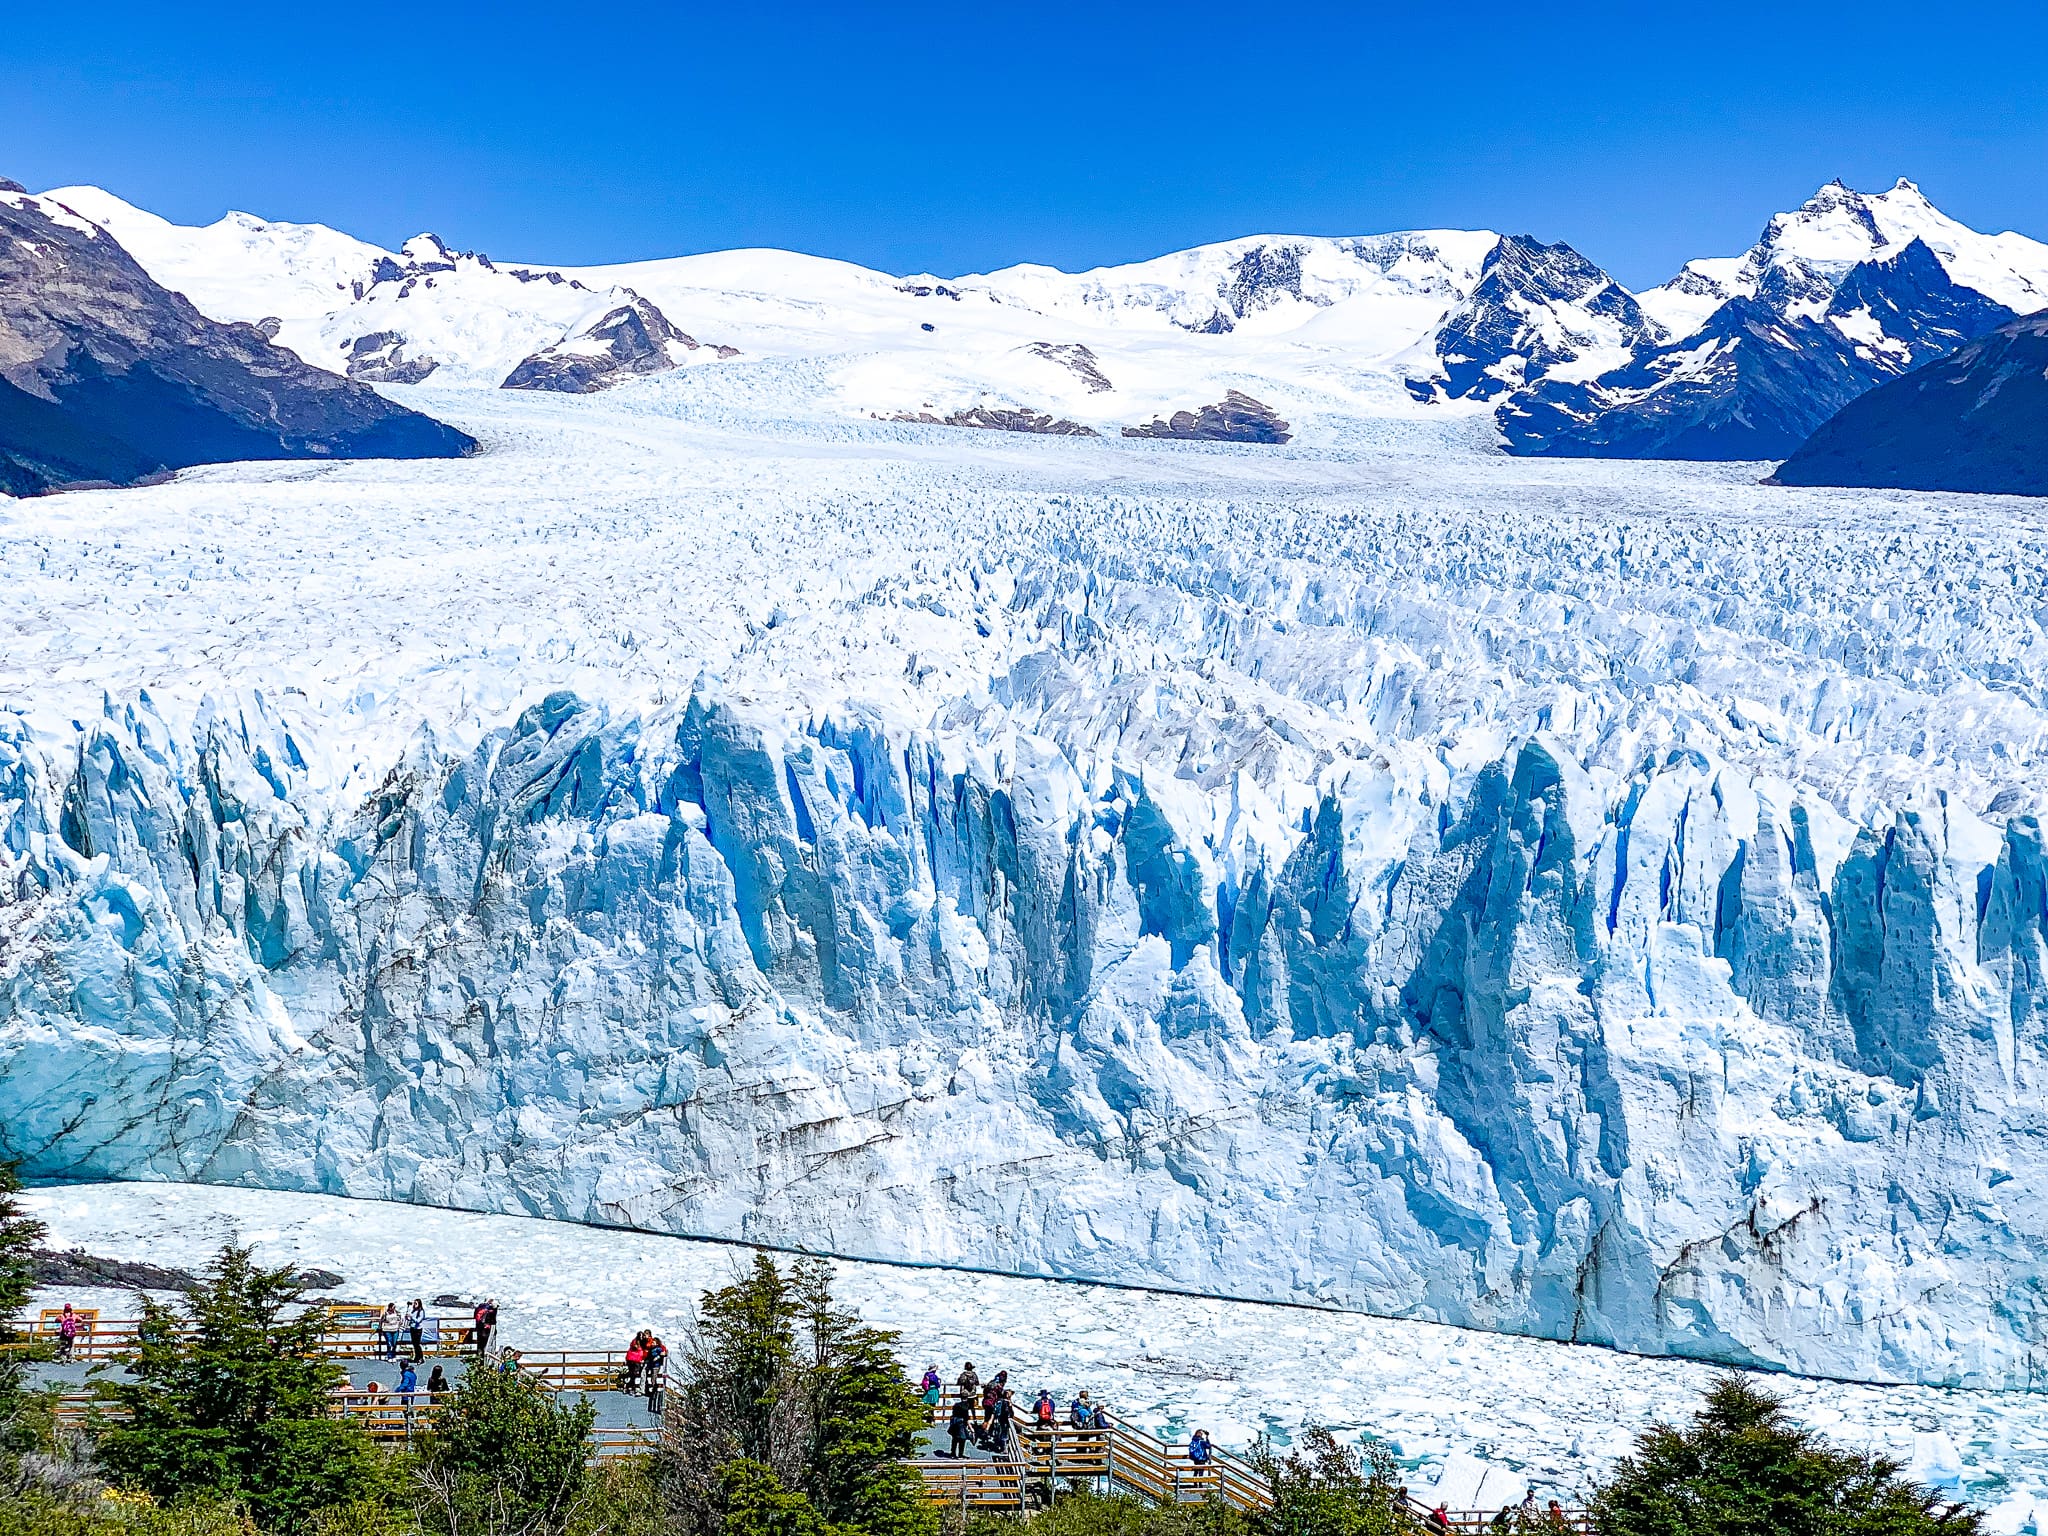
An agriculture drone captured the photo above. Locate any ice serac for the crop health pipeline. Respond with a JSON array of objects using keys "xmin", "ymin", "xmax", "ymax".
[{"xmin": 5, "ymin": 665, "xmax": 2048, "ymax": 1390}]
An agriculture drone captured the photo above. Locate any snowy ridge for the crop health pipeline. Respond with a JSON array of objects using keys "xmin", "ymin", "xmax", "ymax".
[
  {"xmin": 36, "ymin": 178, "xmax": 2048, "ymax": 454},
  {"xmin": 5, "ymin": 385, "xmax": 2048, "ymax": 1391}
]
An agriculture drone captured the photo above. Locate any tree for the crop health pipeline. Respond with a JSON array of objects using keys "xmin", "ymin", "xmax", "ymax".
[
  {"xmin": 416, "ymin": 1355, "xmax": 596, "ymax": 1536},
  {"xmin": 1247, "ymin": 1428, "xmax": 1404, "ymax": 1536},
  {"xmin": 1591, "ymin": 1375, "xmax": 1982, "ymax": 1536},
  {"xmin": 664, "ymin": 1254, "xmax": 934, "ymax": 1536},
  {"xmin": 94, "ymin": 1243, "xmax": 383, "ymax": 1533},
  {"xmin": 788, "ymin": 1260, "xmax": 930, "ymax": 1536},
  {"xmin": 0, "ymin": 1159, "xmax": 48, "ymax": 1342}
]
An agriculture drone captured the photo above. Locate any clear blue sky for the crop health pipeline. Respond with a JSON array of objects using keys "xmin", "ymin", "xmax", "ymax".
[{"xmin": 7, "ymin": 1, "xmax": 2046, "ymax": 289}]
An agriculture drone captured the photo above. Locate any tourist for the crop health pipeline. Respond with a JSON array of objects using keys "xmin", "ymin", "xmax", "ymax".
[
  {"xmin": 626, "ymin": 1332, "xmax": 647, "ymax": 1392},
  {"xmin": 980, "ymin": 1388, "xmax": 1014, "ymax": 1450},
  {"xmin": 55, "ymin": 1303, "xmax": 80, "ymax": 1361},
  {"xmin": 947, "ymin": 1392, "xmax": 973, "ymax": 1458},
  {"xmin": 644, "ymin": 1335, "xmax": 669, "ymax": 1413},
  {"xmin": 397, "ymin": 1359, "xmax": 419, "ymax": 1432},
  {"xmin": 1431, "ymin": 1504, "xmax": 1451, "ymax": 1534},
  {"xmin": 1490, "ymin": 1507, "xmax": 1513, "ymax": 1534},
  {"xmin": 1034, "ymin": 1389, "xmax": 1054, "ymax": 1427},
  {"xmin": 406, "ymin": 1298, "xmax": 426, "ymax": 1362},
  {"xmin": 380, "ymin": 1302, "xmax": 402, "ymax": 1361},
  {"xmin": 919, "ymin": 1366, "xmax": 942, "ymax": 1408},
  {"xmin": 956, "ymin": 1361, "xmax": 980, "ymax": 1412},
  {"xmin": 1546, "ymin": 1500, "xmax": 1567, "ymax": 1533},
  {"xmin": 427, "ymin": 1364, "xmax": 450, "ymax": 1397},
  {"xmin": 1090, "ymin": 1401, "xmax": 1111, "ymax": 1432},
  {"xmin": 1188, "ymin": 1429, "xmax": 1213, "ymax": 1467},
  {"xmin": 1068, "ymin": 1391, "xmax": 1093, "ymax": 1428}
]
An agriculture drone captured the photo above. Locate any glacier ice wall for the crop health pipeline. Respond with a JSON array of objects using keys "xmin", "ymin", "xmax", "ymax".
[{"xmin": 5, "ymin": 621, "xmax": 2048, "ymax": 1387}]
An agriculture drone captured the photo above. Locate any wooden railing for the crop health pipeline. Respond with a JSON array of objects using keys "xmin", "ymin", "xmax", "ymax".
[{"xmin": 19, "ymin": 1312, "xmax": 484, "ymax": 1362}]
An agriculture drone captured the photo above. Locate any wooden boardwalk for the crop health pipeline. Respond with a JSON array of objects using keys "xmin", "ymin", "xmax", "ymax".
[{"xmin": 24, "ymin": 1317, "xmax": 1591, "ymax": 1525}]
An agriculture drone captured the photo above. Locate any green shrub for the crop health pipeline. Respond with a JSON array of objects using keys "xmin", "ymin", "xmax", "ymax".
[
  {"xmin": 1247, "ymin": 1429, "xmax": 1405, "ymax": 1536},
  {"xmin": 1590, "ymin": 1375, "xmax": 1981, "ymax": 1536},
  {"xmin": 0, "ymin": 1488, "xmax": 258, "ymax": 1536}
]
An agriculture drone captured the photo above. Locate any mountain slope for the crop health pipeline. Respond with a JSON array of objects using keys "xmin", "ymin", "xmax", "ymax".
[
  {"xmin": 0, "ymin": 182, "xmax": 474, "ymax": 496},
  {"xmin": 1768, "ymin": 310, "xmax": 2048, "ymax": 495},
  {"xmin": 1502, "ymin": 234, "xmax": 2022, "ymax": 460}
]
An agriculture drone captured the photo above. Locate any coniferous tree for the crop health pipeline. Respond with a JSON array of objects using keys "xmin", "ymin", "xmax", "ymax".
[
  {"xmin": 0, "ymin": 1159, "xmax": 47, "ymax": 1342},
  {"xmin": 1591, "ymin": 1376, "xmax": 1981, "ymax": 1536},
  {"xmin": 664, "ymin": 1254, "xmax": 933, "ymax": 1536},
  {"xmin": 416, "ymin": 1352, "xmax": 596, "ymax": 1536},
  {"xmin": 95, "ymin": 1243, "xmax": 382, "ymax": 1532}
]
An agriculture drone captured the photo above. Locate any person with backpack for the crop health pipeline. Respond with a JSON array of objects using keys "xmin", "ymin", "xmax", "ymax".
[
  {"xmin": 473, "ymin": 1299, "xmax": 497, "ymax": 1356},
  {"xmin": 956, "ymin": 1363, "xmax": 982, "ymax": 1433},
  {"xmin": 1188, "ymin": 1429, "xmax": 1213, "ymax": 1466},
  {"xmin": 1034, "ymin": 1389, "xmax": 1055, "ymax": 1427},
  {"xmin": 947, "ymin": 1392, "xmax": 973, "ymax": 1458},
  {"xmin": 56, "ymin": 1304, "xmax": 81, "ymax": 1361},
  {"xmin": 1068, "ymin": 1391, "xmax": 1093, "ymax": 1428},
  {"xmin": 919, "ymin": 1366, "xmax": 942, "ymax": 1408}
]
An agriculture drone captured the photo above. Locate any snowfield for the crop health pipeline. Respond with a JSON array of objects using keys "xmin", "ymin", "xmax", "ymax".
[
  {"xmin": 22, "ymin": 1181, "xmax": 2048, "ymax": 1520},
  {"xmin": 6, "ymin": 364, "xmax": 2048, "ymax": 1417}
]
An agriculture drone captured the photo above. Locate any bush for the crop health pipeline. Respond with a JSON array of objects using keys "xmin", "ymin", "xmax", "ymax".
[
  {"xmin": 1026, "ymin": 1488, "xmax": 1248, "ymax": 1536},
  {"xmin": 93, "ymin": 1244, "xmax": 386, "ymax": 1533},
  {"xmin": 414, "ymin": 1359, "xmax": 595, "ymax": 1536},
  {"xmin": 1246, "ymin": 1429, "xmax": 1405, "ymax": 1536},
  {"xmin": 1590, "ymin": 1375, "xmax": 1981, "ymax": 1536},
  {"xmin": 0, "ymin": 1488, "xmax": 258, "ymax": 1536}
]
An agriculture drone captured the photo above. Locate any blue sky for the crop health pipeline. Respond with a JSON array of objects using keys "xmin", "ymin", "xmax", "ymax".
[{"xmin": 6, "ymin": 1, "xmax": 2045, "ymax": 288}]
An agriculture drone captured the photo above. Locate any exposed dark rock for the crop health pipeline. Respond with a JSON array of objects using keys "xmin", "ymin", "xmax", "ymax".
[
  {"xmin": 889, "ymin": 405, "xmax": 1097, "ymax": 436},
  {"xmin": 1121, "ymin": 390, "xmax": 1291, "ymax": 443},
  {"xmin": 1437, "ymin": 234, "xmax": 1663, "ymax": 401},
  {"xmin": 897, "ymin": 283, "xmax": 962, "ymax": 300},
  {"xmin": 1501, "ymin": 238, "xmax": 2017, "ymax": 460},
  {"xmin": 1025, "ymin": 342, "xmax": 1112, "ymax": 393},
  {"xmin": 294, "ymin": 1267, "xmax": 345, "ymax": 1290},
  {"xmin": 1768, "ymin": 310, "xmax": 2048, "ymax": 496},
  {"xmin": 344, "ymin": 331, "xmax": 439, "ymax": 385},
  {"xmin": 502, "ymin": 295, "xmax": 728, "ymax": 394},
  {"xmin": 254, "ymin": 317, "xmax": 283, "ymax": 340},
  {"xmin": 31, "ymin": 1247, "xmax": 200, "ymax": 1290},
  {"xmin": 0, "ymin": 185, "xmax": 475, "ymax": 496}
]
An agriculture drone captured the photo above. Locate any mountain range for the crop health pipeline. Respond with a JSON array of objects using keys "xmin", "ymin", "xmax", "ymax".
[
  {"xmin": 0, "ymin": 182, "xmax": 472, "ymax": 495},
  {"xmin": 8, "ymin": 175, "xmax": 2048, "ymax": 485}
]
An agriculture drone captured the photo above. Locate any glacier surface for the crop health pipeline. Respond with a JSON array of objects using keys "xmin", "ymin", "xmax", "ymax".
[{"xmin": 5, "ymin": 376, "xmax": 2048, "ymax": 1391}]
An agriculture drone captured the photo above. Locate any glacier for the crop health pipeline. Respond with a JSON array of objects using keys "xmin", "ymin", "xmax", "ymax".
[{"xmin": 6, "ymin": 377, "xmax": 2048, "ymax": 1393}]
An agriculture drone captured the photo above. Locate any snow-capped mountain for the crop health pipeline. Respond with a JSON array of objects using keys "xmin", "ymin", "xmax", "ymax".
[
  {"xmin": 1501, "ymin": 181, "xmax": 2048, "ymax": 460},
  {"xmin": 43, "ymin": 187, "xmax": 737, "ymax": 393},
  {"xmin": 0, "ymin": 181, "xmax": 470, "ymax": 495}
]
